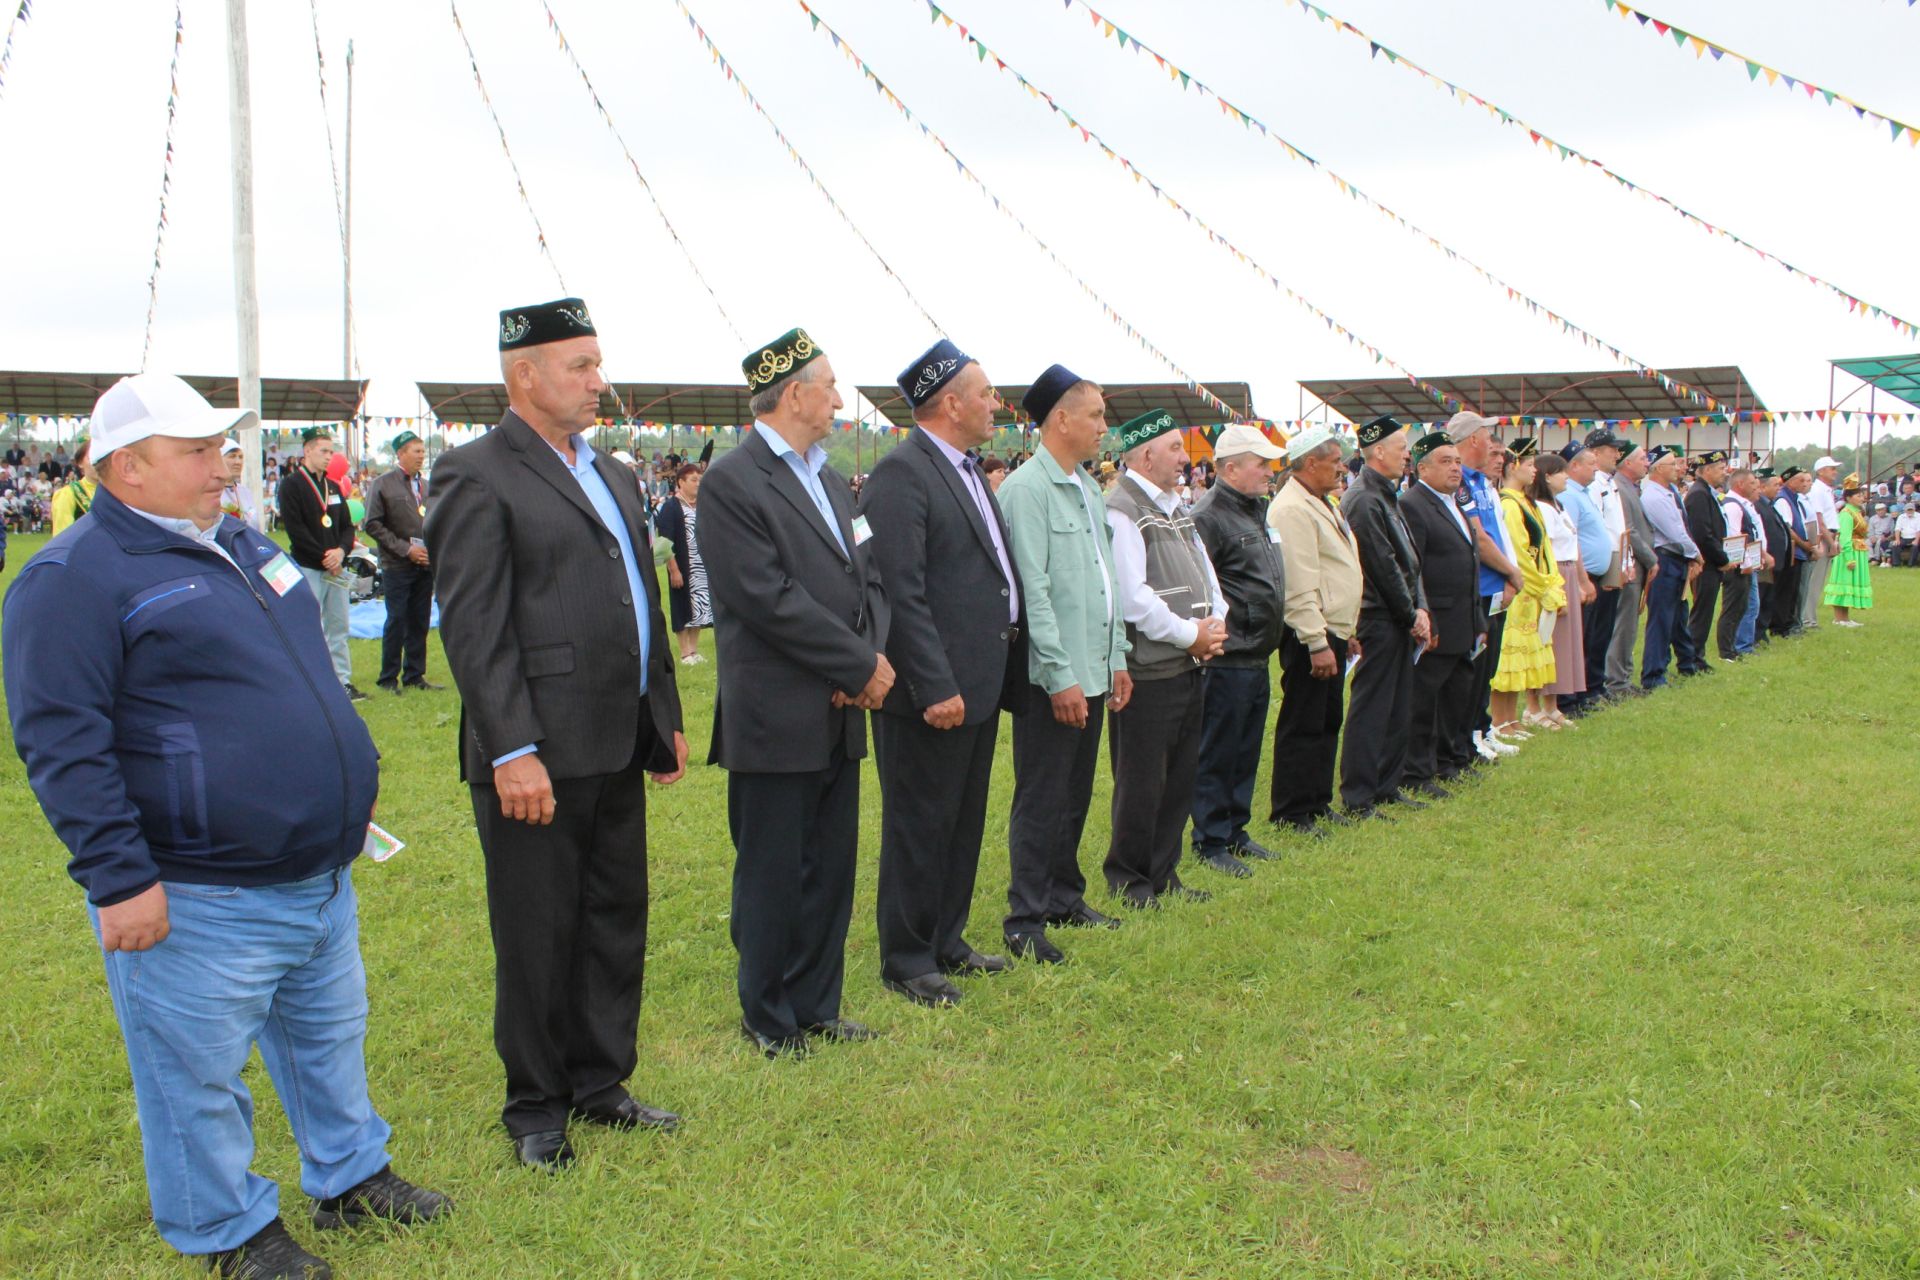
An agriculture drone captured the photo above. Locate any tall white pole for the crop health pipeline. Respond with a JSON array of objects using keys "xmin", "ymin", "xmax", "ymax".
[
  {"xmin": 227, "ymin": 0, "xmax": 263, "ymax": 501},
  {"xmin": 343, "ymin": 39, "xmax": 354, "ymax": 382}
]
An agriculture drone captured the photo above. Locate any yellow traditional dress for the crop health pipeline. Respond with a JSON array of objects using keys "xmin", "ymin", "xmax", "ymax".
[
  {"xmin": 49, "ymin": 477, "xmax": 96, "ymax": 533},
  {"xmin": 1492, "ymin": 488, "xmax": 1566, "ymax": 692}
]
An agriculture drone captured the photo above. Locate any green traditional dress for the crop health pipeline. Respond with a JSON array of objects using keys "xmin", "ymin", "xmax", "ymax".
[{"xmin": 1822, "ymin": 504, "xmax": 1873, "ymax": 610}]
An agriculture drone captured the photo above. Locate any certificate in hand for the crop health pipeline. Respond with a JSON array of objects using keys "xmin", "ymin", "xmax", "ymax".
[{"xmin": 1721, "ymin": 535, "xmax": 1746, "ymax": 563}]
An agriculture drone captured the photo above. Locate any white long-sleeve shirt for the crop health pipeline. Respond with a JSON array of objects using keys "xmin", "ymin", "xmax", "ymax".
[{"xmin": 1106, "ymin": 470, "xmax": 1227, "ymax": 650}]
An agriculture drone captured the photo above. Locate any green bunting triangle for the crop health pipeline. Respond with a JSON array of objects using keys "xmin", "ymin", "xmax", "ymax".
[
  {"xmin": 1745, "ymin": 60, "xmax": 1761, "ymax": 81},
  {"xmin": 1670, "ymin": 27, "xmax": 1687, "ymax": 47}
]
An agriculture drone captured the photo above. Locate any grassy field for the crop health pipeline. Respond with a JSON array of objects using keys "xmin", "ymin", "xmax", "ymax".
[{"xmin": 3, "ymin": 531, "xmax": 1919, "ymax": 1277}]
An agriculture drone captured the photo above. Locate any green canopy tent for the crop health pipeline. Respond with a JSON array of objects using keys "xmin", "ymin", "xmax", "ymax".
[{"xmin": 1829, "ymin": 355, "xmax": 1920, "ymax": 480}]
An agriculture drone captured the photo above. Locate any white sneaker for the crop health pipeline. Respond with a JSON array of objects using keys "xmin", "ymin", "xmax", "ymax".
[{"xmin": 1472, "ymin": 733, "xmax": 1500, "ymax": 762}]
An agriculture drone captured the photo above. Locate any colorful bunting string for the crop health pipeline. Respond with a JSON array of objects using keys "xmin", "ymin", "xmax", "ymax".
[
  {"xmin": 140, "ymin": 0, "xmax": 184, "ymax": 372},
  {"xmin": 1007, "ymin": 0, "xmax": 1721, "ymax": 413},
  {"xmin": 1258, "ymin": 0, "xmax": 1920, "ymax": 340},
  {"xmin": 0, "ymin": 0, "xmax": 30, "ymax": 99},
  {"xmin": 447, "ymin": 0, "xmax": 568, "ymax": 291},
  {"xmin": 776, "ymin": 2, "xmax": 1241, "ymax": 420},
  {"xmin": 534, "ymin": 0, "xmax": 744, "ymax": 345},
  {"xmin": 670, "ymin": 1, "xmax": 945, "ymax": 337},
  {"xmin": 309, "ymin": 0, "xmax": 355, "ymax": 372},
  {"xmin": 1602, "ymin": 1, "xmax": 1917, "ymax": 148}
]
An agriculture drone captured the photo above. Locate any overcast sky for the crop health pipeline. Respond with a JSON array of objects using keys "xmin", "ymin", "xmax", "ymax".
[{"xmin": 1, "ymin": 0, "xmax": 1916, "ymax": 445}]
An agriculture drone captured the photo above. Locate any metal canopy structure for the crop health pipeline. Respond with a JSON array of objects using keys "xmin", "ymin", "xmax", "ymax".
[
  {"xmin": 0, "ymin": 370, "xmax": 367, "ymax": 421},
  {"xmin": 1299, "ymin": 366, "xmax": 1765, "ymax": 425},
  {"xmin": 855, "ymin": 380, "xmax": 1256, "ymax": 431},
  {"xmin": 417, "ymin": 381, "xmax": 758, "ymax": 426},
  {"xmin": 1830, "ymin": 354, "xmax": 1920, "ymax": 411}
]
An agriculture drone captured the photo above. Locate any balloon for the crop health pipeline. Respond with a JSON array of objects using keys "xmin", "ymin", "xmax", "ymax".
[
  {"xmin": 326, "ymin": 453, "xmax": 349, "ymax": 484},
  {"xmin": 347, "ymin": 498, "xmax": 366, "ymax": 524}
]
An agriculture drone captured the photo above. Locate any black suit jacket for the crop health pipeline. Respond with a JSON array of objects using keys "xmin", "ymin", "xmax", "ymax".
[
  {"xmin": 361, "ymin": 465, "xmax": 429, "ymax": 570},
  {"xmin": 697, "ymin": 426, "xmax": 889, "ymax": 773},
  {"xmin": 424, "ymin": 411, "xmax": 682, "ymax": 784},
  {"xmin": 1343, "ymin": 465, "xmax": 1427, "ymax": 627},
  {"xmin": 1400, "ymin": 482, "xmax": 1485, "ymax": 656},
  {"xmin": 856, "ymin": 429, "xmax": 1026, "ymax": 724},
  {"xmin": 1684, "ymin": 480, "xmax": 1731, "ymax": 569}
]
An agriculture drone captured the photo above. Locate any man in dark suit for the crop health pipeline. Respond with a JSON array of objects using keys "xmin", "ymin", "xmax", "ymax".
[
  {"xmin": 857, "ymin": 339, "xmax": 1022, "ymax": 1008},
  {"xmin": 1682, "ymin": 449, "xmax": 1732, "ymax": 670},
  {"xmin": 426, "ymin": 298, "xmax": 688, "ymax": 1171},
  {"xmin": 699, "ymin": 328, "xmax": 892, "ymax": 1057},
  {"xmin": 1399, "ymin": 430, "xmax": 1485, "ymax": 793},
  {"xmin": 361, "ymin": 430, "xmax": 443, "ymax": 694},
  {"xmin": 1340, "ymin": 415, "xmax": 1430, "ymax": 816}
]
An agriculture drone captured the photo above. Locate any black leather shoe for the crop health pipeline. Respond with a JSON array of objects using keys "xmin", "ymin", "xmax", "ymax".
[
  {"xmin": 1406, "ymin": 781, "xmax": 1449, "ymax": 800},
  {"xmin": 312, "ymin": 1166, "xmax": 451, "ymax": 1230},
  {"xmin": 1166, "ymin": 878, "xmax": 1212, "ymax": 904},
  {"xmin": 206, "ymin": 1217, "xmax": 331, "ymax": 1278},
  {"xmin": 883, "ymin": 973, "xmax": 963, "ymax": 1007},
  {"xmin": 1198, "ymin": 850, "xmax": 1253, "ymax": 878},
  {"xmin": 1390, "ymin": 793, "xmax": 1431, "ymax": 810},
  {"xmin": 511, "ymin": 1130, "xmax": 575, "ymax": 1172},
  {"xmin": 740, "ymin": 1019, "xmax": 809, "ymax": 1059},
  {"xmin": 1278, "ymin": 817, "xmax": 1327, "ymax": 840},
  {"xmin": 1049, "ymin": 904, "xmax": 1122, "ymax": 930},
  {"xmin": 375, "ymin": 681, "xmax": 402, "ymax": 696},
  {"xmin": 570, "ymin": 1095, "xmax": 681, "ymax": 1133},
  {"xmin": 1230, "ymin": 836, "xmax": 1282, "ymax": 861},
  {"xmin": 1118, "ymin": 885, "xmax": 1161, "ymax": 910},
  {"xmin": 941, "ymin": 949, "xmax": 1011, "ymax": 976},
  {"xmin": 804, "ymin": 1017, "xmax": 878, "ymax": 1042},
  {"xmin": 405, "ymin": 679, "xmax": 447, "ymax": 691},
  {"xmin": 1318, "ymin": 808, "xmax": 1357, "ymax": 827},
  {"xmin": 1005, "ymin": 930, "xmax": 1066, "ymax": 964}
]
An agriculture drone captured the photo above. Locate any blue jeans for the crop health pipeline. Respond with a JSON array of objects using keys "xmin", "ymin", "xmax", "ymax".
[
  {"xmin": 1736, "ymin": 574, "xmax": 1761, "ymax": 653},
  {"xmin": 1640, "ymin": 551, "xmax": 1689, "ymax": 687},
  {"xmin": 92, "ymin": 867, "xmax": 391, "ymax": 1255},
  {"xmin": 1190, "ymin": 664, "xmax": 1270, "ymax": 854}
]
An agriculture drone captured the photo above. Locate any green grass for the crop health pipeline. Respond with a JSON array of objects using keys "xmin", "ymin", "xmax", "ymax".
[{"xmin": 3, "ymin": 533, "xmax": 1919, "ymax": 1277}]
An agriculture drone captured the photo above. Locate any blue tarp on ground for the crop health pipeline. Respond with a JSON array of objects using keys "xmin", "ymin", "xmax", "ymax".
[{"xmin": 349, "ymin": 598, "xmax": 439, "ymax": 639}]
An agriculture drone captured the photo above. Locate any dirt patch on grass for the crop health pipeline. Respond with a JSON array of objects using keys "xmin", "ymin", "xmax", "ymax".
[{"xmin": 1254, "ymin": 1145, "xmax": 1375, "ymax": 1195}]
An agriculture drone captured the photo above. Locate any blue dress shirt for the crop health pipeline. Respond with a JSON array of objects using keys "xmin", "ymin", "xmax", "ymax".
[
  {"xmin": 1560, "ymin": 479, "xmax": 1613, "ymax": 577},
  {"xmin": 756, "ymin": 420, "xmax": 848, "ymax": 556},
  {"xmin": 492, "ymin": 434, "xmax": 650, "ymax": 768}
]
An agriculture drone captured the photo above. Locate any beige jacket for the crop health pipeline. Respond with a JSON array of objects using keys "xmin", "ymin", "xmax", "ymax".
[{"xmin": 1269, "ymin": 479, "xmax": 1363, "ymax": 650}]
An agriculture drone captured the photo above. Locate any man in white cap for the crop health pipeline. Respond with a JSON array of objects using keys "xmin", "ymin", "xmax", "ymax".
[
  {"xmin": 219, "ymin": 436, "xmax": 261, "ymax": 532},
  {"xmin": 3, "ymin": 374, "xmax": 447, "ymax": 1278},
  {"xmin": 1445, "ymin": 410, "xmax": 1526, "ymax": 759},
  {"xmin": 1188, "ymin": 423, "xmax": 1287, "ymax": 874},
  {"xmin": 1802, "ymin": 455, "xmax": 1842, "ymax": 630},
  {"xmin": 1267, "ymin": 425, "xmax": 1363, "ymax": 835}
]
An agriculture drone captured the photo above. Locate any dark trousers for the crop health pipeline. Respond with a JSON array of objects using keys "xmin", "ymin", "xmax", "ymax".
[
  {"xmin": 1406, "ymin": 649, "xmax": 1475, "ymax": 786},
  {"xmin": 1270, "ymin": 630, "xmax": 1349, "ymax": 824},
  {"xmin": 1339, "ymin": 612, "xmax": 1413, "ymax": 811},
  {"xmin": 1581, "ymin": 586, "xmax": 1621, "ymax": 700},
  {"xmin": 471, "ymin": 715, "xmax": 657, "ymax": 1136},
  {"xmin": 1190, "ymin": 663, "xmax": 1270, "ymax": 855},
  {"xmin": 873, "ymin": 712, "xmax": 997, "ymax": 983},
  {"xmin": 728, "ymin": 746, "xmax": 860, "ymax": 1041},
  {"xmin": 1104, "ymin": 668, "xmax": 1203, "ymax": 897},
  {"xmin": 377, "ymin": 562, "xmax": 433, "ymax": 687},
  {"xmin": 1471, "ymin": 605, "xmax": 1506, "ymax": 734},
  {"xmin": 1769, "ymin": 559, "xmax": 1803, "ymax": 635},
  {"xmin": 1686, "ymin": 564, "xmax": 1723, "ymax": 668},
  {"xmin": 1641, "ymin": 551, "xmax": 1689, "ymax": 686},
  {"xmin": 1005, "ymin": 690, "xmax": 1105, "ymax": 934},
  {"xmin": 1715, "ymin": 570, "xmax": 1751, "ymax": 660}
]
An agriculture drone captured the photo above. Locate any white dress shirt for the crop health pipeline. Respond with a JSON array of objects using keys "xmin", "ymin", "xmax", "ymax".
[
  {"xmin": 1105, "ymin": 470, "xmax": 1226, "ymax": 650},
  {"xmin": 1809, "ymin": 478, "xmax": 1839, "ymax": 537}
]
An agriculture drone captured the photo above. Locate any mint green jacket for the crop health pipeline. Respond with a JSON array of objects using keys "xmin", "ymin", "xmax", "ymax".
[{"xmin": 997, "ymin": 449, "xmax": 1129, "ymax": 697}]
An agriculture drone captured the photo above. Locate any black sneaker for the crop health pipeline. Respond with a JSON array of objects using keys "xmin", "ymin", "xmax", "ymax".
[
  {"xmin": 205, "ymin": 1218, "xmax": 331, "ymax": 1279},
  {"xmin": 405, "ymin": 679, "xmax": 446, "ymax": 692},
  {"xmin": 311, "ymin": 1165, "xmax": 452, "ymax": 1230},
  {"xmin": 375, "ymin": 681, "xmax": 402, "ymax": 696},
  {"xmin": 344, "ymin": 684, "xmax": 370, "ymax": 703}
]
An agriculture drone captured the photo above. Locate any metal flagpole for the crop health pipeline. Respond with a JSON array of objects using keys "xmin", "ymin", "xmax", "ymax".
[
  {"xmin": 343, "ymin": 39, "xmax": 354, "ymax": 381},
  {"xmin": 227, "ymin": 0, "xmax": 263, "ymax": 500}
]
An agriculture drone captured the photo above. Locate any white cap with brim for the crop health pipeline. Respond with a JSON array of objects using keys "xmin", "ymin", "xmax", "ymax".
[
  {"xmin": 89, "ymin": 374, "xmax": 258, "ymax": 458},
  {"xmin": 1213, "ymin": 422, "xmax": 1285, "ymax": 461},
  {"xmin": 1286, "ymin": 424, "xmax": 1348, "ymax": 462},
  {"xmin": 1444, "ymin": 410, "xmax": 1499, "ymax": 443},
  {"xmin": 1814, "ymin": 455, "xmax": 1841, "ymax": 471},
  {"xmin": 219, "ymin": 437, "xmax": 242, "ymax": 455}
]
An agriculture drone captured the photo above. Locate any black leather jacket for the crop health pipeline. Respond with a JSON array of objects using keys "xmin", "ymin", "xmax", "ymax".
[
  {"xmin": 1190, "ymin": 480, "xmax": 1286, "ymax": 667},
  {"xmin": 1343, "ymin": 465, "xmax": 1426, "ymax": 627}
]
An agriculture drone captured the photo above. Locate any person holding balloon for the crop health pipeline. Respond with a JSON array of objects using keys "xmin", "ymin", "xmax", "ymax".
[{"xmin": 279, "ymin": 425, "xmax": 368, "ymax": 702}]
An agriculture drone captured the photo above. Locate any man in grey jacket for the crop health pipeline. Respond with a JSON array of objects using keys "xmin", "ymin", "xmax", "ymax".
[{"xmin": 1607, "ymin": 442, "xmax": 1658, "ymax": 699}]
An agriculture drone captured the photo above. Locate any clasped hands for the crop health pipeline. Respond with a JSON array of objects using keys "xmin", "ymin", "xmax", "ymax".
[{"xmin": 831, "ymin": 653, "xmax": 895, "ymax": 712}]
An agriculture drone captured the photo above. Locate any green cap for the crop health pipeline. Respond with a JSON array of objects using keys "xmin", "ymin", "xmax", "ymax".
[
  {"xmin": 1116, "ymin": 408, "xmax": 1179, "ymax": 453},
  {"xmin": 391, "ymin": 430, "xmax": 421, "ymax": 453},
  {"xmin": 301, "ymin": 426, "xmax": 334, "ymax": 445}
]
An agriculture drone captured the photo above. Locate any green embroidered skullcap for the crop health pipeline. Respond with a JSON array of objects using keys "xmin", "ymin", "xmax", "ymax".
[
  {"xmin": 391, "ymin": 430, "xmax": 421, "ymax": 453},
  {"xmin": 1116, "ymin": 407, "xmax": 1179, "ymax": 453},
  {"xmin": 301, "ymin": 425, "xmax": 334, "ymax": 444},
  {"xmin": 1410, "ymin": 429, "xmax": 1453, "ymax": 462},
  {"xmin": 743, "ymin": 328, "xmax": 823, "ymax": 392}
]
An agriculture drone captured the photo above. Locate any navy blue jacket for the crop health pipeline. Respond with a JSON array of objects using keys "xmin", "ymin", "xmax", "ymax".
[{"xmin": 3, "ymin": 486, "xmax": 380, "ymax": 906}]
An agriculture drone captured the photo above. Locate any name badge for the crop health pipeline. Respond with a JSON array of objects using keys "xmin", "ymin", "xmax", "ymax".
[
  {"xmin": 851, "ymin": 514, "xmax": 874, "ymax": 546},
  {"xmin": 260, "ymin": 552, "xmax": 303, "ymax": 597},
  {"xmin": 1267, "ymin": 527, "xmax": 1282, "ymax": 545}
]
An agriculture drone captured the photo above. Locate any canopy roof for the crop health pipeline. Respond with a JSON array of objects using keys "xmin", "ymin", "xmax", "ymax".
[
  {"xmin": 856, "ymin": 380, "xmax": 1255, "ymax": 430},
  {"xmin": 0, "ymin": 370, "xmax": 368, "ymax": 421},
  {"xmin": 417, "ymin": 381, "xmax": 757, "ymax": 426},
  {"xmin": 1831, "ymin": 354, "xmax": 1920, "ymax": 411},
  {"xmin": 1299, "ymin": 365, "xmax": 1765, "ymax": 424}
]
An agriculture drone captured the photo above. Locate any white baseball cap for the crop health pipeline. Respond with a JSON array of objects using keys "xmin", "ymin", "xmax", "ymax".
[
  {"xmin": 89, "ymin": 374, "xmax": 258, "ymax": 457},
  {"xmin": 1213, "ymin": 422, "xmax": 1285, "ymax": 461},
  {"xmin": 1286, "ymin": 424, "xmax": 1350, "ymax": 462},
  {"xmin": 219, "ymin": 437, "xmax": 243, "ymax": 455},
  {"xmin": 1814, "ymin": 455, "xmax": 1841, "ymax": 471}
]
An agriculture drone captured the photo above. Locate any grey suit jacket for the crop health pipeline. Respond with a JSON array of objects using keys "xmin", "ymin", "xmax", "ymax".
[
  {"xmin": 856, "ymin": 429, "xmax": 1025, "ymax": 724},
  {"xmin": 424, "ymin": 411, "xmax": 682, "ymax": 784},
  {"xmin": 1617, "ymin": 476, "xmax": 1658, "ymax": 575},
  {"xmin": 697, "ymin": 426, "xmax": 889, "ymax": 774}
]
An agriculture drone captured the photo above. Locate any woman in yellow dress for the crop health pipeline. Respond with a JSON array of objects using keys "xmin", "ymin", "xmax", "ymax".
[
  {"xmin": 1489, "ymin": 439, "xmax": 1567, "ymax": 738},
  {"xmin": 48, "ymin": 438, "xmax": 95, "ymax": 534}
]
